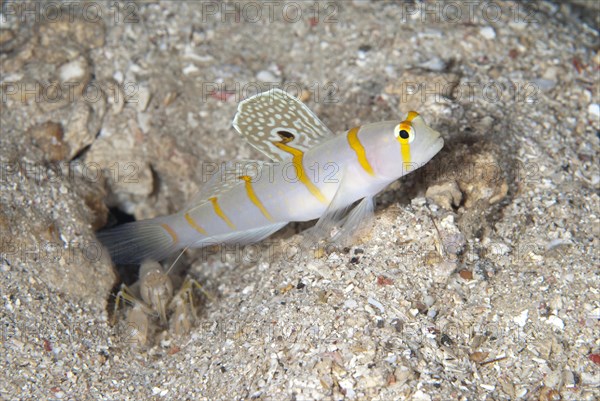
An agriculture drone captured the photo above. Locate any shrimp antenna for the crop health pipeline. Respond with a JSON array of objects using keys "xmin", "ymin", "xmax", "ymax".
[
  {"xmin": 165, "ymin": 246, "xmax": 190, "ymax": 275},
  {"xmin": 425, "ymin": 202, "xmax": 445, "ymax": 259}
]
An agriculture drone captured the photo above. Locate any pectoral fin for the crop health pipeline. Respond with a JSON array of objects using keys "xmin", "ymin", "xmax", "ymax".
[{"xmin": 302, "ymin": 169, "xmax": 376, "ymax": 250}]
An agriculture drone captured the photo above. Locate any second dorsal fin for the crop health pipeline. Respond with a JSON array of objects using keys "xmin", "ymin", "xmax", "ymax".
[{"xmin": 184, "ymin": 160, "xmax": 270, "ymax": 212}]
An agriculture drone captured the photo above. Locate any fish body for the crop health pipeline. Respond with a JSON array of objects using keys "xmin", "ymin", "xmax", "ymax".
[{"xmin": 98, "ymin": 89, "xmax": 444, "ymax": 263}]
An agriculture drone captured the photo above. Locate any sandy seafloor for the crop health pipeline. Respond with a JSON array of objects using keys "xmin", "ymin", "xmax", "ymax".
[{"xmin": 0, "ymin": 1, "xmax": 599, "ymax": 400}]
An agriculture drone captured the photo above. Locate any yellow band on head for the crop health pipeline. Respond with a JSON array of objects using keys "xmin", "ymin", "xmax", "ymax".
[
  {"xmin": 399, "ymin": 111, "xmax": 419, "ymax": 132},
  {"xmin": 398, "ymin": 111, "xmax": 418, "ymax": 166},
  {"xmin": 406, "ymin": 111, "xmax": 419, "ymax": 121},
  {"xmin": 401, "ymin": 143, "xmax": 411, "ymax": 167}
]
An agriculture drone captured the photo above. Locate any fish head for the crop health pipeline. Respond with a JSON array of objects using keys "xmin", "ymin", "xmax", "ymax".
[{"xmin": 362, "ymin": 112, "xmax": 444, "ymax": 179}]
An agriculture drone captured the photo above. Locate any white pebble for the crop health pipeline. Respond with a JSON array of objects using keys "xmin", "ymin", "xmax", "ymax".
[
  {"xmin": 488, "ymin": 242, "xmax": 511, "ymax": 256},
  {"xmin": 479, "ymin": 27, "xmax": 496, "ymax": 40},
  {"xmin": 344, "ymin": 299, "xmax": 358, "ymax": 309},
  {"xmin": 367, "ymin": 297, "xmax": 385, "ymax": 314},
  {"xmin": 509, "ymin": 20, "xmax": 527, "ymax": 31},
  {"xmin": 581, "ymin": 371, "xmax": 600, "ymax": 386},
  {"xmin": 58, "ymin": 57, "xmax": 87, "ymax": 82},
  {"xmin": 411, "ymin": 197, "xmax": 427, "ymax": 207},
  {"xmin": 256, "ymin": 70, "xmax": 278, "ymax": 83},
  {"xmin": 440, "ymin": 214, "xmax": 455, "ymax": 227},
  {"xmin": 113, "ymin": 70, "xmax": 124, "ymax": 83},
  {"xmin": 587, "ymin": 307, "xmax": 600, "ymax": 320},
  {"xmin": 187, "ymin": 112, "xmax": 199, "ymax": 129},
  {"xmin": 546, "ymin": 238, "xmax": 570, "ymax": 250},
  {"xmin": 412, "ymin": 390, "xmax": 431, "ymax": 401},
  {"xmin": 182, "ymin": 64, "xmax": 199, "ymax": 75},
  {"xmin": 338, "ymin": 379, "xmax": 355, "ymax": 398},
  {"xmin": 563, "ymin": 370, "xmax": 576, "ymax": 388},
  {"xmin": 546, "ymin": 315, "xmax": 564, "ymax": 330},
  {"xmin": 544, "ymin": 369, "xmax": 561, "ymax": 387},
  {"xmin": 588, "ymin": 103, "xmax": 600, "ymax": 118},
  {"xmin": 515, "ymin": 388, "xmax": 527, "ymax": 398},
  {"xmin": 137, "ymin": 112, "xmax": 151, "ymax": 133},
  {"xmin": 514, "ymin": 309, "xmax": 529, "ymax": 327},
  {"xmin": 418, "ymin": 57, "xmax": 447, "ymax": 71},
  {"xmin": 135, "ymin": 85, "xmax": 151, "ymax": 112}
]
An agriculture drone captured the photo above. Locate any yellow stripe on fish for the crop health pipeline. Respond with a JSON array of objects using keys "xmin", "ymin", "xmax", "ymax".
[
  {"xmin": 272, "ymin": 130, "xmax": 328, "ymax": 204},
  {"xmin": 347, "ymin": 126, "xmax": 375, "ymax": 176},
  {"xmin": 240, "ymin": 175, "xmax": 273, "ymax": 221},
  {"xmin": 209, "ymin": 196, "xmax": 236, "ymax": 229},
  {"xmin": 396, "ymin": 111, "xmax": 420, "ymax": 167},
  {"xmin": 161, "ymin": 223, "xmax": 179, "ymax": 243},
  {"xmin": 184, "ymin": 212, "xmax": 207, "ymax": 235}
]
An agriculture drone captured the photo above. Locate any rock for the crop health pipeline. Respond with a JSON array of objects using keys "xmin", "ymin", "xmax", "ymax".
[
  {"xmin": 433, "ymin": 260, "xmax": 457, "ymax": 282},
  {"xmin": 82, "ymin": 186, "xmax": 109, "ymax": 231},
  {"xmin": 63, "ymin": 102, "xmax": 96, "ymax": 159},
  {"xmin": 27, "ymin": 121, "xmax": 70, "ymax": 162},
  {"xmin": 454, "ymin": 150, "xmax": 509, "ymax": 208},
  {"xmin": 85, "ymin": 114, "xmax": 154, "ymax": 216},
  {"xmin": 385, "ymin": 70, "xmax": 460, "ymax": 113},
  {"xmin": 39, "ymin": 18, "xmax": 105, "ymax": 49},
  {"xmin": 0, "ymin": 151, "xmax": 115, "ymax": 305},
  {"xmin": 0, "ymin": 30, "xmax": 35, "ymax": 73},
  {"xmin": 426, "ymin": 181, "xmax": 463, "ymax": 209},
  {"xmin": 393, "ymin": 366, "xmax": 414, "ymax": 386},
  {"xmin": 0, "ymin": 28, "xmax": 15, "ymax": 51}
]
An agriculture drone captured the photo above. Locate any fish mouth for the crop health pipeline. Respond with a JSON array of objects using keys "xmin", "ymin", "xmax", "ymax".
[{"xmin": 430, "ymin": 135, "xmax": 444, "ymax": 154}]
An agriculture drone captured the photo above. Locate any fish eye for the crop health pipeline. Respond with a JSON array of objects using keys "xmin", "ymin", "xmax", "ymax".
[{"xmin": 394, "ymin": 124, "xmax": 415, "ymax": 143}]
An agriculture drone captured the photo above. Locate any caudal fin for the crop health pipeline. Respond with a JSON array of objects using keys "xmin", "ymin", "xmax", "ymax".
[{"xmin": 96, "ymin": 218, "xmax": 180, "ymax": 264}]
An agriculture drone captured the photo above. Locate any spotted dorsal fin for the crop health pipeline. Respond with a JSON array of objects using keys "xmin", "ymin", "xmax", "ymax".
[{"xmin": 233, "ymin": 89, "xmax": 334, "ymax": 161}]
